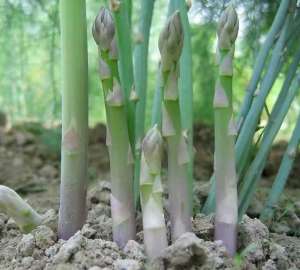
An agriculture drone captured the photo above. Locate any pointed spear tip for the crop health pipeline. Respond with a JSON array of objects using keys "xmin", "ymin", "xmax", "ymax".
[
  {"xmin": 217, "ymin": 4, "xmax": 239, "ymax": 50},
  {"xmin": 158, "ymin": 10, "xmax": 184, "ymax": 71},
  {"xmin": 92, "ymin": 7, "xmax": 115, "ymax": 51}
]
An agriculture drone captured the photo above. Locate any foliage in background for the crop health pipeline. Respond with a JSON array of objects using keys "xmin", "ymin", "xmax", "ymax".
[{"xmin": 0, "ymin": 0, "xmax": 298, "ymax": 141}]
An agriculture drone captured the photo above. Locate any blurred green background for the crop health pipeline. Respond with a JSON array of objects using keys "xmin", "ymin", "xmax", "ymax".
[{"xmin": 0, "ymin": 0, "xmax": 297, "ymax": 139}]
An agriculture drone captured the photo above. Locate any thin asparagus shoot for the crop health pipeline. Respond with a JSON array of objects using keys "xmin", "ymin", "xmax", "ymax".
[
  {"xmin": 159, "ymin": 11, "xmax": 192, "ymax": 241},
  {"xmin": 238, "ymin": 74, "xmax": 300, "ymax": 219},
  {"xmin": 140, "ymin": 125, "xmax": 167, "ymax": 259},
  {"xmin": 214, "ymin": 5, "xmax": 239, "ymax": 257},
  {"xmin": 237, "ymin": 0, "xmax": 291, "ymax": 130},
  {"xmin": 260, "ymin": 110, "xmax": 300, "ymax": 223},
  {"xmin": 93, "ymin": 7, "xmax": 136, "ymax": 248}
]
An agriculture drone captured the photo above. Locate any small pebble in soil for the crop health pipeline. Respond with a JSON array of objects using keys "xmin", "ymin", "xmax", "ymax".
[
  {"xmin": 32, "ymin": 225, "xmax": 56, "ymax": 249},
  {"xmin": 113, "ymin": 259, "xmax": 143, "ymax": 270}
]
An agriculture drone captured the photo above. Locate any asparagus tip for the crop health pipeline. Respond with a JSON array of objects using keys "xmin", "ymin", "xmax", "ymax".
[
  {"xmin": 142, "ymin": 125, "xmax": 163, "ymax": 174},
  {"xmin": 217, "ymin": 5, "xmax": 239, "ymax": 50},
  {"xmin": 158, "ymin": 10, "xmax": 184, "ymax": 71},
  {"xmin": 92, "ymin": 7, "xmax": 115, "ymax": 51}
]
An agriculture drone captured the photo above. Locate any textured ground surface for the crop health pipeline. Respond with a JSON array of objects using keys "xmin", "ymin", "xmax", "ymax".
[{"xmin": 0, "ymin": 123, "xmax": 299, "ymax": 269}]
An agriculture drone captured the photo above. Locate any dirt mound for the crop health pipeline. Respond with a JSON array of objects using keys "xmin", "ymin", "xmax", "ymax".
[
  {"xmin": 0, "ymin": 122, "xmax": 299, "ymax": 269},
  {"xmin": 1, "ymin": 182, "xmax": 299, "ymax": 270}
]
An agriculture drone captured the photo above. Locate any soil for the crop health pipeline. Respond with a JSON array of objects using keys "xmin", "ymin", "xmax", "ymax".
[{"xmin": 0, "ymin": 122, "xmax": 299, "ymax": 270}]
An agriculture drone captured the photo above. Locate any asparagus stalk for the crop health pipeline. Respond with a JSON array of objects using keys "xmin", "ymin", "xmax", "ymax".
[
  {"xmin": 159, "ymin": 11, "xmax": 192, "ymax": 241},
  {"xmin": 133, "ymin": 0, "xmax": 155, "ymax": 207},
  {"xmin": 140, "ymin": 125, "xmax": 167, "ymax": 259},
  {"xmin": 58, "ymin": 0, "xmax": 88, "ymax": 240},
  {"xmin": 213, "ymin": 5, "xmax": 239, "ymax": 257},
  {"xmin": 203, "ymin": 2, "xmax": 297, "ymax": 214},
  {"xmin": 260, "ymin": 110, "xmax": 300, "ymax": 222},
  {"xmin": 0, "ymin": 185, "xmax": 43, "ymax": 232},
  {"xmin": 238, "ymin": 73, "xmax": 300, "ymax": 219},
  {"xmin": 93, "ymin": 7, "xmax": 136, "ymax": 248},
  {"xmin": 171, "ymin": 0, "xmax": 194, "ymax": 213}
]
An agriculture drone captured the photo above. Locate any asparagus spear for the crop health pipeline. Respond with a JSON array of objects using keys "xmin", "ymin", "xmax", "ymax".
[
  {"xmin": 159, "ymin": 11, "xmax": 192, "ymax": 241},
  {"xmin": 140, "ymin": 125, "xmax": 167, "ymax": 259},
  {"xmin": 203, "ymin": 0, "xmax": 297, "ymax": 215},
  {"xmin": 214, "ymin": 5, "xmax": 239, "ymax": 257},
  {"xmin": 172, "ymin": 0, "xmax": 194, "ymax": 213},
  {"xmin": 58, "ymin": 0, "xmax": 88, "ymax": 240},
  {"xmin": 93, "ymin": 7, "xmax": 136, "ymax": 248}
]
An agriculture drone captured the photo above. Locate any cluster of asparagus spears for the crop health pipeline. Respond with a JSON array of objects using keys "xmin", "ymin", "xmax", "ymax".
[
  {"xmin": 1, "ymin": 0, "xmax": 299, "ymax": 262},
  {"xmin": 92, "ymin": 7, "xmax": 191, "ymax": 258}
]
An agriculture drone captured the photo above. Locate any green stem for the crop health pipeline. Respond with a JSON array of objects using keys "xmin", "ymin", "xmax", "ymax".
[
  {"xmin": 236, "ymin": 11, "xmax": 294, "ymax": 178},
  {"xmin": 151, "ymin": 67, "xmax": 163, "ymax": 126},
  {"xmin": 108, "ymin": 101, "xmax": 136, "ymax": 248},
  {"xmin": 101, "ymin": 50, "xmax": 136, "ymax": 248},
  {"xmin": 110, "ymin": 0, "xmax": 135, "ymax": 149},
  {"xmin": 214, "ymin": 74, "xmax": 237, "ymax": 256},
  {"xmin": 151, "ymin": 0, "xmax": 174, "ymax": 127},
  {"xmin": 58, "ymin": 0, "xmax": 88, "ymax": 240},
  {"xmin": 260, "ymin": 109, "xmax": 300, "ymax": 222},
  {"xmin": 238, "ymin": 46, "xmax": 300, "ymax": 190},
  {"xmin": 238, "ymin": 74, "xmax": 300, "ymax": 219},
  {"xmin": 133, "ymin": 0, "xmax": 155, "ymax": 207},
  {"xmin": 165, "ymin": 100, "xmax": 192, "ymax": 240},
  {"xmin": 269, "ymin": 48, "xmax": 300, "ymax": 119},
  {"xmin": 237, "ymin": 0, "xmax": 291, "ymax": 131}
]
